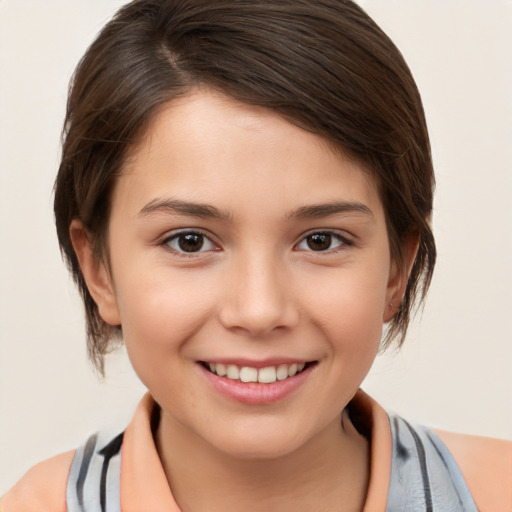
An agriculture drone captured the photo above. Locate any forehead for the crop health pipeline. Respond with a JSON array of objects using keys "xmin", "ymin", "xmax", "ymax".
[{"xmin": 116, "ymin": 88, "xmax": 383, "ymax": 221}]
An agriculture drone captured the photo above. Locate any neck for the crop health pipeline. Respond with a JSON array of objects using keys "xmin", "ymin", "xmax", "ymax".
[{"xmin": 155, "ymin": 409, "xmax": 370, "ymax": 512}]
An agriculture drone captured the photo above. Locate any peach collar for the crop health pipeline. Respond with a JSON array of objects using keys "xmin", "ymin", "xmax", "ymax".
[{"xmin": 120, "ymin": 390, "xmax": 391, "ymax": 512}]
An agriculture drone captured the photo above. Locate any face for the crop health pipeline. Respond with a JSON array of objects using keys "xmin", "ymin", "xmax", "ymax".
[{"xmin": 79, "ymin": 89, "xmax": 406, "ymax": 459}]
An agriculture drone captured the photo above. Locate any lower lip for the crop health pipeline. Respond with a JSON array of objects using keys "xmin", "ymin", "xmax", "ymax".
[{"xmin": 199, "ymin": 364, "xmax": 315, "ymax": 405}]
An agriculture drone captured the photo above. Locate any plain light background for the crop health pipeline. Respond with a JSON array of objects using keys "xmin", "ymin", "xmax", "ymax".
[{"xmin": 1, "ymin": 0, "xmax": 511, "ymax": 494}]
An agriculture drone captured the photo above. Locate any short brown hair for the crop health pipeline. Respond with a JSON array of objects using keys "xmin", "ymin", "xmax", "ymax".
[{"xmin": 54, "ymin": 0, "xmax": 436, "ymax": 374}]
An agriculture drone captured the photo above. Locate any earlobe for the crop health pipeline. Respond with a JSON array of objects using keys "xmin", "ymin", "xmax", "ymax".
[
  {"xmin": 69, "ymin": 219, "xmax": 121, "ymax": 326},
  {"xmin": 383, "ymin": 233, "xmax": 419, "ymax": 323}
]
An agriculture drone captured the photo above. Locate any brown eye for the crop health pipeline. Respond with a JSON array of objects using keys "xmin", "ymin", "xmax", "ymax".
[
  {"xmin": 165, "ymin": 231, "xmax": 216, "ymax": 254},
  {"xmin": 307, "ymin": 233, "xmax": 332, "ymax": 251},
  {"xmin": 178, "ymin": 233, "xmax": 204, "ymax": 252},
  {"xmin": 296, "ymin": 231, "xmax": 347, "ymax": 252}
]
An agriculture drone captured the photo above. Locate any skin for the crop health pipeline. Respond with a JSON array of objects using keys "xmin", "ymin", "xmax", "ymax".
[{"xmin": 71, "ymin": 88, "xmax": 416, "ymax": 511}]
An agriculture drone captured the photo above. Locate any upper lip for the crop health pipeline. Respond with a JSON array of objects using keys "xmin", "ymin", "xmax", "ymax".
[{"xmin": 199, "ymin": 358, "xmax": 315, "ymax": 368}]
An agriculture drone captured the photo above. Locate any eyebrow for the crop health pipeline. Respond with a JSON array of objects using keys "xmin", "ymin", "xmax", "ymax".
[
  {"xmin": 138, "ymin": 198, "xmax": 232, "ymax": 221},
  {"xmin": 139, "ymin": 198, "xmax": 373, "ymax": 222},
  {"xmin": 287, "ymin": 201, "xmax": 374, "ymax": 219}
]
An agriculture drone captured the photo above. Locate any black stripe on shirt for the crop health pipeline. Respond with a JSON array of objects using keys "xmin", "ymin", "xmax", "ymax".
[
  {"xmin": 425, "ymin": 431, "xmax": 465, "ymax": 509},
  {"xmin": 392, "ymin": 416, "xmax": 410, "ymax": 461},
  {"xmin": 98, "ymin": 432, "xmax": 124, "ymax": 512},
  {"xmin": 403, "ymin": 419, "xmax": 433, "ymax": 512},
  {"xmin": 77, "ymin": 434, "xmax": 98, "ymax": 510}
]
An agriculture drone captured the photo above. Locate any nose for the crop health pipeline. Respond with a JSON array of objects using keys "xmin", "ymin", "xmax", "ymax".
[{"xmin": 217, "ymin": 252, "xmax": 300, "ymax": 337}]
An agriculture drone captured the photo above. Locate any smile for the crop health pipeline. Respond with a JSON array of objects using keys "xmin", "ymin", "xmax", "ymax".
[
  {"xmin": 199, "ymin": 360, "xmax": 317, "ymax": 404},
  {"xmin": 202, "ymin": 362, "xmax": 312, "ymax": 383}
]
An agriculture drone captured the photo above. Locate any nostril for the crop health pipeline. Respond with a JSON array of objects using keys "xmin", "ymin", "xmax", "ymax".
[{"xmin": 217, "ymin": 300, "xmax": 300, "ymax": 336}]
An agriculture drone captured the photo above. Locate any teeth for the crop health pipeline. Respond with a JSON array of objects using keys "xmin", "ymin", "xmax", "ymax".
[
  {"xmin": 207, "ymin": 362, "xmax": 309, "ymax": 383},
  {"xmin": 258, "ymin": 366, "xmax": 277, "ymax": 383},
  {"xmin": 240, "ymin": 367, "xmax": 258, "ymax": 383},
  {"xmin": 276, "ymin": 365, "xmax": 289, "ymax": 381},
  {"xmin": 226, "ymin": 365, "xmax": 240, "ymax": 380}
]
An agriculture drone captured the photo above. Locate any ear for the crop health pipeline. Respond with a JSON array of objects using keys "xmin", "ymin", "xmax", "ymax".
[
  {"xmin": 383, "ymin": 232, "xmax": 419, "ymax": 323},
  {"xmin": 69, "ymin": 219, "xmax": 121, "ymax": 326}
]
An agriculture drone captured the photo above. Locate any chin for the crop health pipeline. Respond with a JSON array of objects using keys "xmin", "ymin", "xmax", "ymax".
[
  {"xmin": 218, "ymin": 438, "xmax": 304, "ymax": 461},
  {"xmin": 204, "ymin": 420, "xmax": 315, "ymax": 461}
]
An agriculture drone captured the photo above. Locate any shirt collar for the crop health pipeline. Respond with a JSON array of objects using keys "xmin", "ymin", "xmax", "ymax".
[{"xmin": 120, "ymin": 390, "xmax": 391, "ymax": 511}]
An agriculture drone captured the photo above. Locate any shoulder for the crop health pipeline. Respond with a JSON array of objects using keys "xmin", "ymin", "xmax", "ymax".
[
  {"xmin": 436, "ymin": 429, "xmax": 512, "ymax": 512},
  {"xmin": 1, "ymin": 450, "xmax": 74, "ymax": 512}
]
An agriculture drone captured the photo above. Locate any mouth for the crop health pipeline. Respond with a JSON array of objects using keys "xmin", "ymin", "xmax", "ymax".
[{"xmin": 199, "ymin": 361, "xmax": 316, "ymax": 384}]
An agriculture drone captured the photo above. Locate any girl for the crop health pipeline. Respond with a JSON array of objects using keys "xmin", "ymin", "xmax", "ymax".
[{"xmin": 2, "ymin": 1, "xmax": 511, "ymax": 510}]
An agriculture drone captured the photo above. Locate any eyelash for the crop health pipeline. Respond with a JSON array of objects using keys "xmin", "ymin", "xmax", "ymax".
[
  {"xmin": 161, "ymin": 230, "xmax": 219, "ymax": 259},
  {"xmin": 295, "ymin": 230, "xmax": 354, "ymax": 254},
  {"xmin": 160, "ymin": 229, "xmax": 353, "ymax": 257}
]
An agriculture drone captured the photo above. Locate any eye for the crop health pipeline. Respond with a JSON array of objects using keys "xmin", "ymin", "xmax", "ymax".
[
  {"xmin": 296, "ymin": 231, "xmax": 349, "ymax": 252},
  {"xmin": 164, "ymin": 231, "xmax": 217, "ymax": 254}
]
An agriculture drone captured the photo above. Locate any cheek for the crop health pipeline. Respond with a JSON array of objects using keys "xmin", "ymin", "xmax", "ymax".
[
  {"xmin": 112, "ymin": 267, "xmax": 218, "ymax": 369},
  {"xmin": 302, "ymin": 264, "xmax": 390, "ymax": 349}
]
